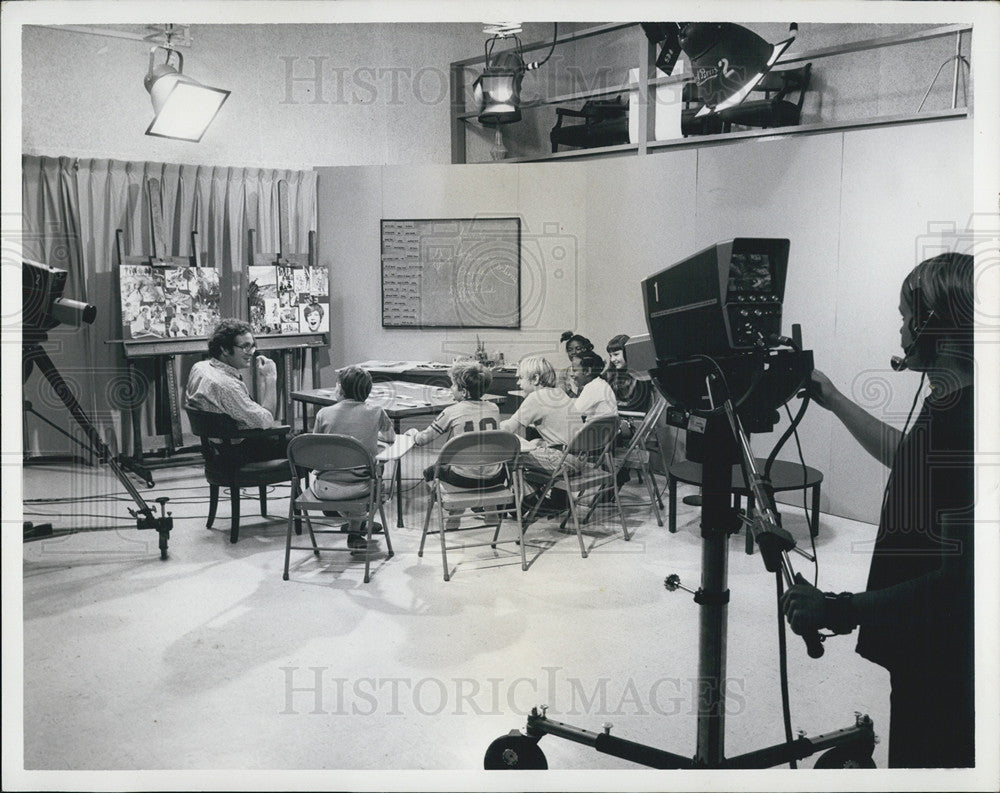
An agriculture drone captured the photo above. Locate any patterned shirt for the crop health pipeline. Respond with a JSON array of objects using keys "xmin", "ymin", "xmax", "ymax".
[{"xmin": 184, "ymin": 358, "xmax": 275, "ymax": 430}]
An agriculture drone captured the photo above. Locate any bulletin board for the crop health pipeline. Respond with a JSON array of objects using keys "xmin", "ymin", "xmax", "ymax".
[{"xmin": 380, "ymin": 217, "xmax": 521, "ymax": 328}]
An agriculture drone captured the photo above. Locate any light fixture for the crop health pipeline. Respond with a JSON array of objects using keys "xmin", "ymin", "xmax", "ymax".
[
  {"xmin": 473, "ymin": 23, "xmax": 558, "ymax": 126},
  {"xmin": 144, "ymin": 45, "xmax": 230, "ymax": 142},
  {"xmin": 642, "ymin": 22, "xmax": 797, "ymax": 117}
]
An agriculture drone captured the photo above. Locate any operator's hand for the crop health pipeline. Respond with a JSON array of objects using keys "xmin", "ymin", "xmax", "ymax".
[
  {"xmin": 780, "ymin": 573, "xmax": 826, "ymax": 635},
  {"xmin": 808, "ymin": 369, "xmax": 839, "ymax": 411},
  {"xmin": 255, "ymin": 354, "xmax": 277, "ymax": 381}
]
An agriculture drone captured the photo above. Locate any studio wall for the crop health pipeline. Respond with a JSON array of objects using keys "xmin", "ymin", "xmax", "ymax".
[
  {"xmin": 21, "ymin": 23, "xmax": 549, "ymax": 170},
  {"xmin": 318, "ymin": 116, "xmax": 973, "ymax": 522}
]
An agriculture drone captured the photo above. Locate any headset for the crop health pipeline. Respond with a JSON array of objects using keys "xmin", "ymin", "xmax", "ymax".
[{"xmin": 890, "ymin": 272, "xmax": 939, "ymax": 372}]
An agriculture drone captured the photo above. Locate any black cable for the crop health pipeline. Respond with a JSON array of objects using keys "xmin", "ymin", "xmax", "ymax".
[
  {"xmin": 525, "ymin": 23, "xmax": 558, "ymax": 71},
  {"xmin": 775, "ymin": 570, "xmax": 797, "ymax": 768},
  {"xmin": 22, "ymin": 511, "xmax": 140, "ymax": 522},
  {"xmin": 785, "ymin": 403, "xmax": 820, "ymax": 587},
  {"xmin": 763, "ymin": 374, "xmax": 811, "ymax": 482},
  {"xmin": 875, "ymin": 373, "xmax": 926, "ymax": 528},
  {"xmin": 688, "ymin": 354, "xmax": 733, "ymax": 414}
]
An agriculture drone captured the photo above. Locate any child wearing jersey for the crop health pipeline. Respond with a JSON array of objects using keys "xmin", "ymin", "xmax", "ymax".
[{"xmin": 407, "ymin": 362, "xmax": 504, "ymax": 528}]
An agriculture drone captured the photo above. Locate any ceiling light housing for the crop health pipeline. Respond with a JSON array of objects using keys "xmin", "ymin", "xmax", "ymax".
[{"xmin": 144, "ymin": 46, "xmax": 230, "ymax": 142}]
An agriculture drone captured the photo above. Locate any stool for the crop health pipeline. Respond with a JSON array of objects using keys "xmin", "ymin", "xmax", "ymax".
[{"xmin": 668, "ymin": 459, "xmax": 823, "ymax": 554}]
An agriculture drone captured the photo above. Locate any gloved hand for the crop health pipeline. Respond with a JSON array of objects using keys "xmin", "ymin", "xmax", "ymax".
[
  {"xmin": 781, "ymin": 573, "xmax": 857, "ymax": 635},
  {"xmin": 780, "ymin": 573, "xmax": 827, "ymax": 634}
]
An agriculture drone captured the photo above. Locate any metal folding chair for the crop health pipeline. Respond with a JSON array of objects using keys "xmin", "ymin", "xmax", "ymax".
[
  {"xmin": 419, "ymin": 430, "xmax": 525, "ymax": 581},
  {"xmin": 523, "ymin": 415, "xmax": 629, "ymax": 558},
  {"xmin": 587, "ymin": 394, "xmax": 667, "ymax": 526},
  {"xmin": 284, "ymin": 433, "xmax": 393, "ymax": 584}
]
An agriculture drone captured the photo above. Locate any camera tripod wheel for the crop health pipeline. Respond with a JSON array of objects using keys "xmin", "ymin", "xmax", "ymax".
[
  {"xmin": 813, "ymin": 746, "xmax": 876, "ymax": 769},
  {"xmin": 484, "ymin": 731, "xmax": 548, "ymax": 770}
]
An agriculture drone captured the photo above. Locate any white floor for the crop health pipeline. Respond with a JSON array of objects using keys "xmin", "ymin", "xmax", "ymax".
[{"xmin": 14, "ymin": 451, "xmax": 899, "ymax": 787}]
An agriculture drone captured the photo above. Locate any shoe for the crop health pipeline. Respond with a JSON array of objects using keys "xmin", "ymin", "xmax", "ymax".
[
  {"xmin": 322, "ymin": 510, "xmax": 341, "ymax": 518},
  {"xmin": 341, "ymin": 522, "xmax": 382, "ymax": 535},
  {"xmin": 347, "ymin": 534, "xmax": 368, "ymax": 551}
]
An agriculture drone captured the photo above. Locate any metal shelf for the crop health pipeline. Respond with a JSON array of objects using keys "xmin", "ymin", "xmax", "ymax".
[{"xmin": 451, "ymin": 22, "xmax": 972, "ymax": 164}]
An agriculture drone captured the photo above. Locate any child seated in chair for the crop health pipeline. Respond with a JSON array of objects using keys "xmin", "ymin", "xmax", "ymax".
[
  {"xmin": 406, "ymin": 362, "xmax": 504, "ymax": 528},
  {"xmin": 557, "ymin": 330, "xmax": 595, "ymax": 396},
  {"xmin": 603, "ymin": 334, "xmax": 653, "ymax": 414},
  {"xmin": 311, "ymin": 366, "xmax": 394, "ymax": 550},
  {"xmin": 500, "ymin": 356, "xmax": 587, "ymax": 515},
  {"xmin": 571, "ymin": 350, "xmax": 618, "ymax": 422}
]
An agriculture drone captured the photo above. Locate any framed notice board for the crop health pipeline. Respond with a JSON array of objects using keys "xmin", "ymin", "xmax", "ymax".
[{"xmin": 380, "ymin": 217, "xmax": 521, "ymax": 328}]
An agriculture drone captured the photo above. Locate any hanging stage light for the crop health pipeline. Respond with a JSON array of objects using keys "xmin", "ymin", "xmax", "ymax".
[
  {"xmin": 144, "ymin": 45, "xmax": 231, "ymax": 142},
  {"xmin": 473, "ymin": 23, "xmax": 558, "ymax": 126}
]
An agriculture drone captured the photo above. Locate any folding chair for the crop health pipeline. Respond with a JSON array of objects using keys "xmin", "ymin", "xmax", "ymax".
[
  {"xmin": 283, "ymin": 433, "xmax": 393, "ymax": 584},
  {"xmin": 523, "ymin": 415, "xmax": 629, "ymax": 558},
  {"xmin": 585, "ymin": 395, "xmax": 667, "ymax": 527},
  {"xmin": 419, "ymin": 431, "xmax": 525, "ymax": 582}
]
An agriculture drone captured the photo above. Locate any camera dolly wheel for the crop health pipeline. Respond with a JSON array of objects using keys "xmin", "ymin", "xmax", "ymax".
[
  {"xmin": 484, "ymin": 731, "xmax": 548, "ymax": 770},
  {"xmin": 813, "ymin": 746, "xmax": 876, "ymax": 768}
]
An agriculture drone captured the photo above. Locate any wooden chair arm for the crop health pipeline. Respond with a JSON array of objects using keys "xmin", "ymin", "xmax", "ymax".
[{"xmin": 233, "ymin": 424, "xmax": 292, "ymax": 441}]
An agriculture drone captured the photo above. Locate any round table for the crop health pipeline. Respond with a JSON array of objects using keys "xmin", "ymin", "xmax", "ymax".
[{"xmin": 667, "ymin": 458, "xmax": 823, "ymax": 554}]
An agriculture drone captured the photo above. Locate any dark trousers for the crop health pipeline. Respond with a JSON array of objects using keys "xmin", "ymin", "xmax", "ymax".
[
  {"xmin": 222, "ymin": 434, "xmax": 290, "ymax": 465},
  {"xmin": 423, "ymin": 464, "xmax": 506, "ymax": 489},
  {"xmin": 888, "ymin": 664, "xmax": 974, "ymax": 768}
]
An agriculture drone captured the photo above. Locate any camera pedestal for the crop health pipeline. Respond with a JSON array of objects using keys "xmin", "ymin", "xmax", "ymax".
[{"xmin": 485, "ymin": 360, "xmax": 876, "ymax": 770}]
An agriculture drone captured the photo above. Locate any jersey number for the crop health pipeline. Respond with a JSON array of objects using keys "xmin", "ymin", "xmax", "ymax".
[{"xmin": 462, "ymin": 418, "xmax": 498, "ymax": 433}]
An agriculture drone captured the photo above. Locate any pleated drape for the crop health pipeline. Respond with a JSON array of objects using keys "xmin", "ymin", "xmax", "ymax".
[{"xmin": 21, "ymin": 155, "xmax": 317, "ymax": 457}]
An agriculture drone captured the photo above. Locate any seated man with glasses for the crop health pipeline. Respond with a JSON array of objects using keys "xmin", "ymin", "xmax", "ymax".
[{"xmin": 185, "ymin": 318, "xmax": 288, "ymax": 461}]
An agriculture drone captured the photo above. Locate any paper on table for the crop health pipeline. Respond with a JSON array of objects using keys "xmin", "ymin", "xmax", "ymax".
[{"xmin": 356, "ymin": 360, "xmax": 424, "ymax": 373}]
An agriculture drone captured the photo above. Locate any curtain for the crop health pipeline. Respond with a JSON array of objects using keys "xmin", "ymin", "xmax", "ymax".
[{"xmin": 21, "ymin": 156, "xmax": 317, "ymax": 457}]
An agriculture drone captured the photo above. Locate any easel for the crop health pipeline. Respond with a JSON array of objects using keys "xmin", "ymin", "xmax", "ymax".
[
  {"xmin": 113, "ymin": 178, "xmax": 208, "ymax": 474},
  {"xmin": 246, "ymin": 179, "xmax": 326, "ymax": 429},
  {"xmin": 112, "ymin": 179, "xmax": 327, "ymax": 478}
]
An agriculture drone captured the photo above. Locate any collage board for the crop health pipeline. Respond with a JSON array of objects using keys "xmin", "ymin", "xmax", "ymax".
[
  {"xmin": 118, "ymin": 264, "xmax": 222, "ymax": 340},
  {"xmin": 248, "ymin": 263, "xmax": 330, "ymax": 334}
]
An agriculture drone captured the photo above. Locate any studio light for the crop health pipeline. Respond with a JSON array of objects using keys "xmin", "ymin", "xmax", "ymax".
[
  {"xmin": 642, "ymin": 22, "xmax": 797, "ymax": 117},
  {"xmin": 473, "ymin": 23, "xmax": 558, "ymax": 126},
  {"xmin": 474, "ymin": 49, "xmax": 526, "ymax": 125},
  {"xmin": 144, "ymin": 45, "xmax": 230, "ymax": 142}
]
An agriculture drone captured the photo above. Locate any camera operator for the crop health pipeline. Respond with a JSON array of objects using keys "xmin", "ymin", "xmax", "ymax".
[{"xmin": 781, "ymin": 252, "xmax": 974, "ymax": 768}]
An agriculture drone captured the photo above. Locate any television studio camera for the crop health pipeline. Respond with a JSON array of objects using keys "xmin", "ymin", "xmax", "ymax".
[
  {"xmin": 22, "ymin": 259, "xmax": 173, "ymax": 558},
  {"xmin": 484, "ymin": 238, "xmax": 876, "ymax": 769}
]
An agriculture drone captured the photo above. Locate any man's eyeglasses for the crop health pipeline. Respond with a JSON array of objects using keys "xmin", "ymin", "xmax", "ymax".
[{"xmin": 234, "ymin": 341, "xmax": 257, "ymax": 352}]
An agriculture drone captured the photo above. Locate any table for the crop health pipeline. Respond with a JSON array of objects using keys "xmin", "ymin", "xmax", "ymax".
[
  {"xmin": 358, "ymin": 361, "xmax": 521, "ymax": 412},
  {"xmin": 292, "ymin": 381, "xmax": 468, "ymax": 527},
  {"xmin": 667, "ymin": 459, "xmax": 823, "ymax": 554}
]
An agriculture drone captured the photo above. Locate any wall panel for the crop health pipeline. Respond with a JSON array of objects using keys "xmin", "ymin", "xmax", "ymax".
[{"xmin": 317, "ymin": 116, "xmax": 971, "ymax": 521}]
